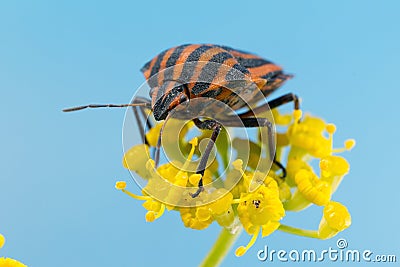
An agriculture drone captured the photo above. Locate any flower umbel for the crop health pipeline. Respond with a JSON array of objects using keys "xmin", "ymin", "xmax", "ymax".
[{"xmin": 117, "ymin": 109, "xmax": 355, "ymax": 262}]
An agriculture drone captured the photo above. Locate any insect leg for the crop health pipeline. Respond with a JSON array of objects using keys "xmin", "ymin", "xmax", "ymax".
[
  {"xmin": 221, "ymin": 117, "xmax": 286, "ymax": 178},
  {"xmin": 267, "ymin": 93, "xmax": 299, "ymax": 176},
  {"xmin": 242, "ymin": 117, "xmax": 285, "ymax": 177},
  {"xmin": 133, "ymin": 97, "xmax": 153, "ymax": 129},
  {"xmin": 267, "ymin": 93, "xmax": 300, "ymax": 110},
  {"xmin": 226, "ymin": 117, "xmax": 275, "ymax": 159},
  {"xmin": 237, "ymin": 93, "xmax": 300, "ymax": 118},
  {"xmin": 62, "ymin": 102, "xmax": 151, "ymax": 112},
  {"xmin": 130, "ymin": 97, "xmax": 153, "ymax": 145},
  {"xmin": 190, "ymin": 118, "xmax": 222, "ymax": 198},
  {"xmin": 154, "ymin": 126, "xmax": 163, "ymax": 168}
]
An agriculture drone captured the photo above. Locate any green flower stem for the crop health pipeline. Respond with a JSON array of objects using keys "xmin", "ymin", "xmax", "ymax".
[
  {"xmin": 278, "ymin": 224, "xmax": 319, "ymax": 239},
  {"xmin": 199, "ymin": 227, "xmax": 243, "ymax": 267}
]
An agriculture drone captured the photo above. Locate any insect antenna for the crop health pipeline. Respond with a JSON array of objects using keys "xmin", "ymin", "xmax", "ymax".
[{"xmin": 62, "ymin": 103, "xmax": 151, "ymax": 112}]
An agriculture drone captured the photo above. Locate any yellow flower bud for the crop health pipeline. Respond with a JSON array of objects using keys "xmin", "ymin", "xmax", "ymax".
[
  {"xmin": 208, "ymin": 189, "xmax": 233, "ymax": 215},
  {"xmin": 232, "ymin": 159, "xmax": 243, "ymax": 171},
  {"xmin": 345, "ymin": 139, "xmax": 356, "ymax": 150},
  {"xmin": 115, "ymin": 181, "xmax": 127, "ymax": 190},
  {"xmin": 235, "ymin": 246, "xmax": 247, "ymax": 257},
  {"xmin": 0, "ymin": 234, "xmax": 4, "ymax": 248},
  {"xmin": 272, "ymin": 109, "xmax": 293, "ymax": 125},
  {"xmin": 145, "ymin": 211, "xmax": 156, "ymax": 222},
  {"xmin": 123, "ymin": 144, "xmax": 151, "ymax": 179},
  {"xmin": 237, "ymin": 179, "xmax": 284, "ymax": 236},
  {"xmin": 318, "ymin": 201, "xmax": 351, "ymax": 239},
  {"xmin": 320, "ymin": 156, "xmax": 350, "ymax": 177},
  {"xmin": 293, "ymin": 109, "xmax": 303, "ymax": 121},
  {"xmin": 142, "ymin": 199, "xmax": 162, "ymax": 212},
  {"xmin": 196, "ymin": 207, "xmax": 212, "ymax": 221},
  {"xmin": 326, "ymin": 123, "xmax": 336, "ymax": 134},
  {"xmin": 189, "ymin": 174, "xmax": 202, "ymax": 186},
  {"xmin": 295, "ymin": 169, "xmax": 331, "ymax": 206},
  {"xmin": 180, "ymin": 207, "xmax": 213, "ymax": 230}
]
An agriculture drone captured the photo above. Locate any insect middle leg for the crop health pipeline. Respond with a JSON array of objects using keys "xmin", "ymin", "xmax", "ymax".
[{"xmin": 189, "ymin": 117, "xmax": 277, "ymax": 198}]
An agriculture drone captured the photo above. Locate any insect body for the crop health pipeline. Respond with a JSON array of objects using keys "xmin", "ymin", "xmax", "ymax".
[
  {"xmin": 140, "ymin": 44, "xmax": 294, "ymax": 120},
  {"xmin": 63, "ymin": 44, "xmax": 300, "ymax": 198}
]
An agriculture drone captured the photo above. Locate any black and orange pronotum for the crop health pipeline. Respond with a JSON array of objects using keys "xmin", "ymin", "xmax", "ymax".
[{"xmin": 63, "ymin": 44, "xmax": 300, "ymax": 198}]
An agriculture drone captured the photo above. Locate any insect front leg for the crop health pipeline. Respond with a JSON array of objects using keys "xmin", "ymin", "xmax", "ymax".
[
  {"xmin": 190, "ymin": 118, "xmax": 222, "ymax": 198},
  {"xmin": 130, "ymin": 97, "xmax": 153, "ymax": 145}
]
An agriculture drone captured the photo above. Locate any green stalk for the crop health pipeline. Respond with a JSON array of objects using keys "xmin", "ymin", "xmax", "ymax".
[
  {"xmin": 278, "ymin": 224, "xmax": 319, "ymax": 238},
  {"xmin": 199, "ymin": 227, "xmax": 243, "ymax": 267}
]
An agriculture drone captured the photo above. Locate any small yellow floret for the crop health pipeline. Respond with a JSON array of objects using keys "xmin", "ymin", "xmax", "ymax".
[
  {"xmin": 123, "ymin": 144, "xmax": 151, "ymax": 179},
  {"xmin": 208, "ymin": 189, "xmax": 233, "ymax": 215},
  {"xmin": 318, "ymin": 201, "xmax": 351, "ymax": 239},
  {"xmin": 142, "ymin": 199, "xmax": 162, "ymax": 212},
  {"xmin": 180, "ymin": 207, "xmax": 213, "ymax": 230},
  {"xmin": 326, "ymin": 123, "xmax": 336, "ymax": 134},
  {"xmin": 115, "ymin": 181, "xmax": 127, "ymax": 190},
  {"xmin": 235, "ymin": 246, "xmax": 247, "ymax": 257},
  {"xmin": 293, "ymin": 109, "xmax": 302, "ymax": 121},
  {"xmin": 345, "ymin": 139, "xmax": 356, "ymax": 150},
  {"xmin": 145, "ymin": 211, "xmax": 156, "ymax": 222},
  {"xmin": 232, "ymin": 159, "xmax": 243, "ymax": 171},
  {"xmin": 319, "ymin": 156, "xmax": 350, "ymax": 176},
  {"xmin": 196, "ymin": 207, "xmax": 212, "ymax": 221},
  {"xmin": 189, "ymin": 174, "xmax": 202, "ymax": 186},
  {"xmin": 0, "ymin": 234, "xmax": 4, "ymax": 248},
  {"xmin": 272, "ymin": 109, "xmax": 293, "ymax": 125}
]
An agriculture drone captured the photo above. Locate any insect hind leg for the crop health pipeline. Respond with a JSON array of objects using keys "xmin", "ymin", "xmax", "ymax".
[
  {"xmin": 222, "ymin": 116, "xmax": 287, "ymax": 178},
  {"xmin": 237, "ymin": 92, "xmax": 300, "ymax": 118}
]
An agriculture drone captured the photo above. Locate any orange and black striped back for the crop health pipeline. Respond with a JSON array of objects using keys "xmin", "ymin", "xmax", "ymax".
[
  {"xmin": 141, "ymin": 44, "xmax": 292, "ymax": 120},
  {"xmin": 219, "ymin": 45, "xmax": 293, "ymax": 97}
]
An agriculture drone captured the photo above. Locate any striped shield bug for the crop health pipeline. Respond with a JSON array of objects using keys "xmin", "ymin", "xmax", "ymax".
[{"xmin": 64, "ymin": 44, "xmax": 300, "ymax": 198}]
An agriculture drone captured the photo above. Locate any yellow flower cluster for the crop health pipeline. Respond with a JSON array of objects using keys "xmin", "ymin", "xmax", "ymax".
[{"xmin": 117, "ymin": 109, "xmax": 354, "ymax": 256}]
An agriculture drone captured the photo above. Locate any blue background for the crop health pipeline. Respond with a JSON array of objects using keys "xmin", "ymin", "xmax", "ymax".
[{"xmin": 1, "ymin": 1, "xmax": 399, "ymax": 266}]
